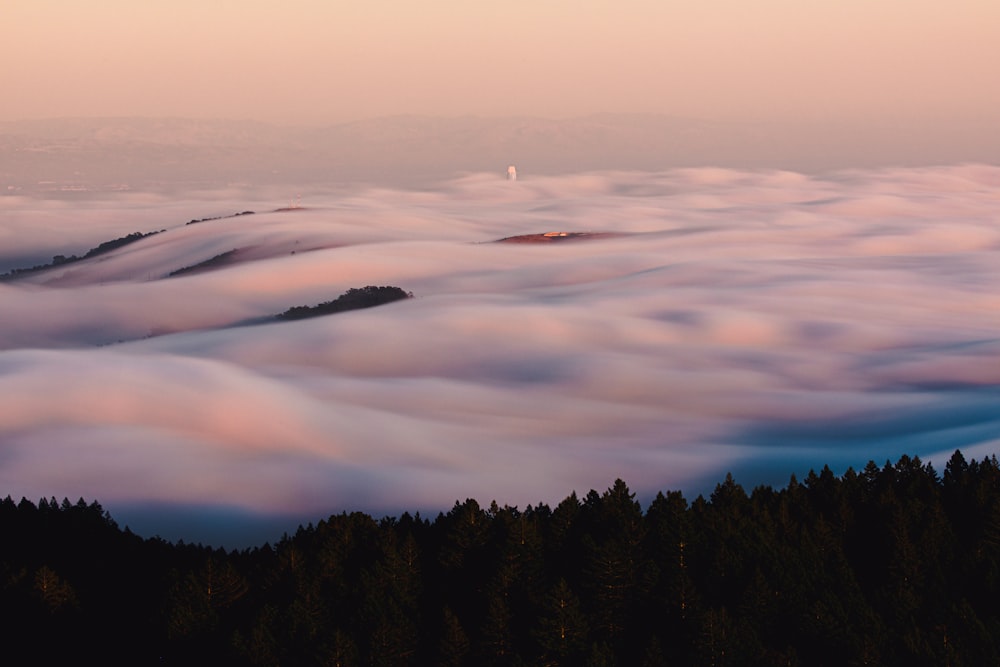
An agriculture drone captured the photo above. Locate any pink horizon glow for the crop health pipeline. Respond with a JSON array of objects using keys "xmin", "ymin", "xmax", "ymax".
[{"xmin": 3, "ymin": 2, "xmax": 999, "ymax": 128}]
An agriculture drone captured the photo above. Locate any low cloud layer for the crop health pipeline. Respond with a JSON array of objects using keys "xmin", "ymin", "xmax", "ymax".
[{"xmin": 2, "ymin": 165, "xmax": 999, "ymax": 545}]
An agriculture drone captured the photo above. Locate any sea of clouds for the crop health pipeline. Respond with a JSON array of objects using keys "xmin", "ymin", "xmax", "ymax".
[{"xmin": 2, "ymin": 165, "xmax": 999, "ymax": 546}]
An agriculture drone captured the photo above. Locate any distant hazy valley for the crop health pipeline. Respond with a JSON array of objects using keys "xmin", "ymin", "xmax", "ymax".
[{"xmin": 4, "ymin": 114, "xmax": 999, "ymax": 194}]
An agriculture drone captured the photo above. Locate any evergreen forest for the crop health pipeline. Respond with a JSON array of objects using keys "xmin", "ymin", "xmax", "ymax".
[
  {"xmin": 277, "ymin": 286, "xmax": 414, "ymax": 320},
  {"xmin": 2, "ymin": 451, "xmax": 999, "ymax": 666}
]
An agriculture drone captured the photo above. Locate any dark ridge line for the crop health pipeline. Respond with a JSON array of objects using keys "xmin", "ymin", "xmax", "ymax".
[
  {"xmin": 276, "ymin": 285, "xmax": 414, "ymax": 320},
  {"xmin": 167, "ymin": 248, "xmax": 244, "ymax": 277},
  {"xmin": 0, "ymin": 230, "xmax": 165, "ymax": 281},
  {"xmin": 2, "ymin": 209, "xmax": 257, "ymax": 281},
  {"xmin": 185, "ymin": 210, "xmax": 255, "ymax": 225},
  {"xmin": 98, "ymin": 285, "xmax": 416, "ymax": 347}
]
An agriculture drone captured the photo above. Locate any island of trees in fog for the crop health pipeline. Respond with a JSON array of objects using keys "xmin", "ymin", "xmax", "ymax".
[
  {"xmin": 278, "ymin": 286, "xmax": 414, "ymax": 321},
  {"xmin": 3, "ymin": 451, "xmax": 998, "ymax": 665}
]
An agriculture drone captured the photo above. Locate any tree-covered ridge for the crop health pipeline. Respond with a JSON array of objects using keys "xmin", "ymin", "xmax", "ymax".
[
  {"xmin": 0, "ymin": 229, "xmax": 163, "ymax": 279},
  {"xmin": 1, "ymin": 209, "xmax": 256, "ymax": 281},
  {"xmin": 2, "ymin": 452, "xmax": 999, "ymax": 665},
  {"xmin": 185, "ymin": 211, "xmax": 255, "ymax": 225},
  {"xmin": 168, "ymin": 248, "xmax": 243, "ymax": 277},
  {"xmin": 277, "ymin": 285, "xmax": 414, "ymax": 320}
]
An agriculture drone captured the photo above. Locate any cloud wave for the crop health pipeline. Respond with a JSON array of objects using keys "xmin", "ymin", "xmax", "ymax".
[{"xmin": 2, "ymin": 165, "xmax": 999, "ymax": 545}]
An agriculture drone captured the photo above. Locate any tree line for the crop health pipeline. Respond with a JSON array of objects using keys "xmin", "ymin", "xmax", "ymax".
[
  {"xmin": 1, "ymin": 451, "xmax": 998, "ymax": 665},
  {"xmin": 0, "ymin": 230, "xmax": 162, "ymax": 280},
  {"xmin": 1, "ymin": 207, "xmax": 257, "ymax": 282},
  {"xmin": 277, "ymin": 286, "xmax": 413, "ymax": 320}
]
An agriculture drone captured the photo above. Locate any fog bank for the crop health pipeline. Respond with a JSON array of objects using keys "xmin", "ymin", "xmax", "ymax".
[{"xmin": 2, "ymin": 165, "xmax": 999, "ymax": 546}]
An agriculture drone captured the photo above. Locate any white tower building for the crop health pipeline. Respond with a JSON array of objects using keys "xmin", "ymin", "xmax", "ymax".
[{"xmin": 506, "ymin": 165, "xmax": 517, "ymax": 181}]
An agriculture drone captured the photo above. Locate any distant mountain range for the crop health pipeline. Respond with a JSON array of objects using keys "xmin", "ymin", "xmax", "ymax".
[{"xmin": 2, "ymin": 114, "xmax": 997, "ymax": 192}]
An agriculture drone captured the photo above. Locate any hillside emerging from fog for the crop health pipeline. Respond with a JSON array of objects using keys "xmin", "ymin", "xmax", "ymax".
[{"xmin": 3, "ymin": 115, "xmax": 1000, "ymax": 193}]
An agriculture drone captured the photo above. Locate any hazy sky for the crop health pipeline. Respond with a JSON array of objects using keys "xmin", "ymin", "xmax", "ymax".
[{"xmin": 5, "ymin": 1, "xmax": 999, "ymax": 125}]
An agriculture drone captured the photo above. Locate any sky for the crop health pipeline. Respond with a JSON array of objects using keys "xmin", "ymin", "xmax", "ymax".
[
  {"xmin": 2, "ymin": 165, "xmax": 1000, "ymax": 547},
  {"xmin": 4, "ymin": 1, "xmax": 1000, "ymax": 126}
]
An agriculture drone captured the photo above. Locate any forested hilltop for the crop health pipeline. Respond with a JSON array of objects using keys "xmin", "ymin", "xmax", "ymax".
[{"xmin": 3, "ymin": 452, "xmax": 998, "ymax": 666}]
